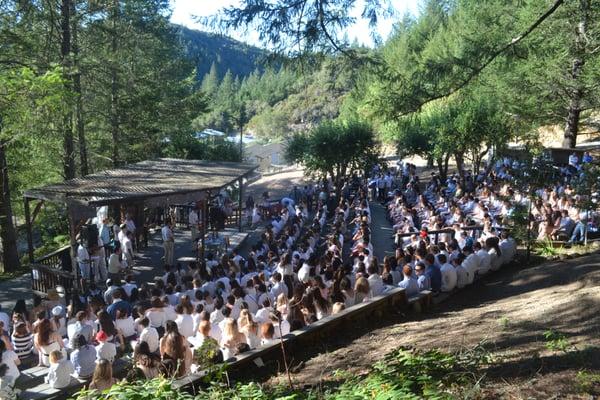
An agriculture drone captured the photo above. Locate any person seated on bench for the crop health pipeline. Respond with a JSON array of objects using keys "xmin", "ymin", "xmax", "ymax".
[
  {"xmin": 131, "ymin": 341, "xmax": 160, "ymax": 380},
  {"xmin": 71, "ymin": 334, "xmax": 96, "ymax": 379},
  {"xmin": 398, "ymin": 264, "xmax": 419, "ymax": 297},
  {"xmin": 88, "ymin": 359, "xmax": 116, "ymax": 392},
  {"xmin": 45, "ymin": 350, "xmax": 74, "ymax": 389},
  {"xmin": 34, "ymin": 318, "xmax": 65, "ymax": 367},
  {"xmin": 0, "ymin": 363, "xmax": 19, "ymax": 400}
]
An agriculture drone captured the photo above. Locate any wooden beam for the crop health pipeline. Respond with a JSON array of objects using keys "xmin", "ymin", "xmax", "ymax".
[
  {"xmin": 24, "ymin": 197, "xmax": 34, "ymax": 263},
  {"xmin": 238, "ymin": 177, "xmax": 243, "ymax": 232},
  {"xmin": 30, "ymin": 199, "xmax": 44, "ymax": 225}
]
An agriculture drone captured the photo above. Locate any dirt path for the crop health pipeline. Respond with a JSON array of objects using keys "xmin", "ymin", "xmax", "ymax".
[{"xmin": 266, "ymin": 254, "xmax": 600, "ymax": 398}]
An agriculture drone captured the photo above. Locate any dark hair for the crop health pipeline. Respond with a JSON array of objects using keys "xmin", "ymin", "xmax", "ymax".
[
  {"xmin": 97, "ymin": 310, "xmax": 117, "ymax": 337},
  {"xmin": 74, "ymin": 334, "xmax": 87, "ymax": 349}
]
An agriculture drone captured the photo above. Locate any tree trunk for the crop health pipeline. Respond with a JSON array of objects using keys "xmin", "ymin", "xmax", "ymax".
[
  {"xmin": 454, "ymin": 152, "xmax": 466, "ymax": 187},
  {"xmin": 61, "ymin": 0, "xmax": 76, "ymax": 179},
  {"xmin": 0, "ymin": 141, "xmax": 20, "ymax": 272},
  {"xmin": 436, "ymin": 154, "xmax": 450, "ymax": 182},
  {"xmin": 71, "ymin": 1, "xmax": 88, "ymax": 176},
  {"xmin": 562, "ymin": 0, "xmax": 589, "ymax": 149},
  {"xmin": 110, "ymin": 0, "xmax": 120, "ymax": 167}
]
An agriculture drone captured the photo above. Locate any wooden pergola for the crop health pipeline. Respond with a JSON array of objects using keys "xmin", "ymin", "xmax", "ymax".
[{"xmin": 24, "ymin": 158, "xmax": 258, "ymax": 286}]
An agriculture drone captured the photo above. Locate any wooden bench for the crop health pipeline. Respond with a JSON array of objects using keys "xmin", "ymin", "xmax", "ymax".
[{"xmin": 17, "ymin": 356, "xmax": 131, "ymax": 400}]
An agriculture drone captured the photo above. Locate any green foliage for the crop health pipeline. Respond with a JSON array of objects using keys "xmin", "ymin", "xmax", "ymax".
[
  {"xmin": 179, "ymin": 27, "xmax": 267, "ymax": 79},
  {"xmin": 208, "ymin": 0, "xmax": 393, "ymax": 56},
  {"xmin": 575, "ymin": 370, "xmax": 600, "ymax": 395},
  {"xmin": 70, "ymin": 346, "xmax": 489, "ymax": 400},
  {"xmin": 285, "ymin": 120, "xmax": 379, "ymax": 193},
  {"xmin": 506, "ymin": 202, "xmax": 529, "ymax": 246},
  {"xmin": 74, "ymin": 377, "xmax": 194, "ymax": 400},
  {"xmin": 544, "ymin": 330, "xmax": 574, "ymax": 353},
  {"xmin": 164, "ymin": 136, "xmax": 241, "ymax": 162},
  {"xmin": 328, "ymin": 346, "xmax": 488, "ymax": 400},
  {"xmin": 536, "ymin": 238, "xmax": 558, "ymax": 258}
]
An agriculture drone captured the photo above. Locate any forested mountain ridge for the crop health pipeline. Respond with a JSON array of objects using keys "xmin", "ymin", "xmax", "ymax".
[{"xmin": 178, "ymin": 26, "xmax": 267, "ymax": 79}]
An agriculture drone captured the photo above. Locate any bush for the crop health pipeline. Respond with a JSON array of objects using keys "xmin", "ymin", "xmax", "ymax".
[{"xmin": 74, "ymin": 377, "xmax": 194, "ymax": 400}]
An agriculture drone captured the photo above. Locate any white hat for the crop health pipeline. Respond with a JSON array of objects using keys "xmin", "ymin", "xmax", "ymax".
[{"xmin": 51, "ymin": 306, "xmax": 63, "ymax": 317}]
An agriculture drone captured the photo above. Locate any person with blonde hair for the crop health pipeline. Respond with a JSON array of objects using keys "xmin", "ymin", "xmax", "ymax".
[
  {"xmin": 353, "ymin": 277, "xmax": 371, "ymax": 304},
  {"xmin": 45, "ymin": 350, "xmax": 74, "ymax": 389},
  {"xmin": 331, "ymin": 302, "xmax": 345, "ymax": 314},
  {"xmin": 275, "ymin": 292, "xmax": 288, "ymax": 317},
  {"xmin": 237, "ymin": 310, "xmax": 260, "ymax": 349},
  {"xmin": 220, "ymin": 319, "xmax": 246, "ymax": 359},
  {"xmin": 88, "ymin": 358, "xmax": 116, "ymax": 392}
]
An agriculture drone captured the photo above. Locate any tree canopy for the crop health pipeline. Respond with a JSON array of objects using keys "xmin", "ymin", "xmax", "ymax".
[{"xmin": 285, "ymin": 120, "xmax": 379, "ymax": 195}]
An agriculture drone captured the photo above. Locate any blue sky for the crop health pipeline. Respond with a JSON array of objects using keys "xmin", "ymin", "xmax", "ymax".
[{"xmin": 170, "ymin": 0, "xmax": 420, "ymax": 47}]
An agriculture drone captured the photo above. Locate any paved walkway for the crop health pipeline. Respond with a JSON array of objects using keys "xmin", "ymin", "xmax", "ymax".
[
  {"xmin": 369, "ymin": 201, "xmax": 396, "ymax": 261},
  {"xmin": 0, "ymin": 225, "xmax": 266, "ymax": 311}
]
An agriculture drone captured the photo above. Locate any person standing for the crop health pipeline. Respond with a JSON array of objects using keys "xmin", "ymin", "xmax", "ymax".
[
  {"xmin": 76, "ymin": 241, "xmax": 91, "ymax": 283},
  {"xmin": 107, "ymin": 248, "xmax": 123, "ymax": 283},
  {"xmin": 188, "ymin": 208, "xmax": 199, "ymax": 252},
  {"xmin": 162, "ymin": 220, "xmax": 174, "ymax": 267},
  {"xmin": 124, "ymin": 214, "xmax": 136, "ymax": 249}
]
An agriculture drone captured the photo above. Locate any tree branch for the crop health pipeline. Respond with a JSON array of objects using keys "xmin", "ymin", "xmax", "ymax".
[{"xmin": 400, "ymin": 0, "xmax": 565, "ymax": 116}]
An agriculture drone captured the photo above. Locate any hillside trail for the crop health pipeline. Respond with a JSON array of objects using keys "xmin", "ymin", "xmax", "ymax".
[{"xmin": 265, "ymin": 252, "xmax": 600, "ymax": 399}]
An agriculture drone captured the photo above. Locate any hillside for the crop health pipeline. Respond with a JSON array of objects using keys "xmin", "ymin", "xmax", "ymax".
[{"xmin": 177, "ymin": 26, "xmax": 268, "ymax": 79}]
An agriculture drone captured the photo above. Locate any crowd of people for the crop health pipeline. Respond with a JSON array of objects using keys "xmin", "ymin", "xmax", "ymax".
[{"xmin": 1, "ymin": 151, "xmax": 596, "ymax": 399}]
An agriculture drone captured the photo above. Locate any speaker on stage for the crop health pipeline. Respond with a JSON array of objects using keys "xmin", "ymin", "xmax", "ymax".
[{"xmin": 80, "ymin": 224, "xmax": 99, "ymax": 249}]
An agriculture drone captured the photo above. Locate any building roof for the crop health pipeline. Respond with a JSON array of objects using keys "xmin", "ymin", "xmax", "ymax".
[{"xmin": 25, "ymin": 158, "xmax": 258, "ymax": 206}]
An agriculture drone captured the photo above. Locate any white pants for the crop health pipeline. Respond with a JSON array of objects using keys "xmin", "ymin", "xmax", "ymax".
[{"xmin": 163, "ymin": 241, "xmax": 174, "ymax": 266}]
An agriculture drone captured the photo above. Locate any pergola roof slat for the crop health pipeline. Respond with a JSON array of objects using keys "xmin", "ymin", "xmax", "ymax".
[{"xmin": 24, "ymin": 158, "xmax": 258, "ymax": 206}]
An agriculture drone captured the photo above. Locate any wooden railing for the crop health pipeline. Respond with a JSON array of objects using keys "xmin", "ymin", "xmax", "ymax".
[
  {"xmin": 30, "ymin": 263, "xmax": 75, "ymax": 298},
  {"xmin": 34, "ymin": 245, "xmax": 72, "ymax": 271}
]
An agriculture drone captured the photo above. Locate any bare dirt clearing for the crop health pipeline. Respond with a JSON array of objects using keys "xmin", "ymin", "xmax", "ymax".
[{"xmin": 263, "ymin": 254, "xmax": 600, "ymax": 399}]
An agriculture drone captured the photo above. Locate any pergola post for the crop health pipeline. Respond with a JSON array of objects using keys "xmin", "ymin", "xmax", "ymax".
[
  {"xmin": 238, "ymin": 177, "xmax": 243, "ymax": 232},
  {"xmin": 200, "ymin": 195, "xmax": 208, "ymax": 261},
  {"xmin": 66, "ymin": 205, "xmax": 80, "ymax": 291},
  {"xmin": 24, "ymin": 196, "xmax": 34, "ymax": 263}
]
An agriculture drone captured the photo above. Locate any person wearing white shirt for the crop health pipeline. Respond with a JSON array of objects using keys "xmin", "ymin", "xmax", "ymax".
[
  {"xmin": 297, "ymin": 262, "xmax": 311, "ymax": 284},
  {"xmin": 255, "ymin": 304, "xmax": 273, "ymax": 324},
  {"xmin": 124, "ymin": 215, "xmax": 136, "ymax": 237},
  {"xmin": 438, "ymin": 254, "xmax": 457, "ymax": 293},
  {"xmin": 95, "ymin": 332, "xmax": 116, "ymax": 363},
  {"xmin": 161, "ymin": 221, "xmax": 174, "ymax": 266},
  {"xmin": 77, "ymin": 243, "xmax": 91, "ymax": 281},
  {"xmin": 367, "ymin": 265, "xmax": 384, "ymax": 296},
  {"xmin": 117, "ymin": 223, "xmax": 127, "ymax": 244},
  {"xmin": 568, "ymin": 152, "xmax": 579, "ymax": 167},
  {"xmin": 474, "ymin": 242, "xmax": 491, "ymax": 275},
  {"xmin": 272, "ymin": 318, "xmax": 290, "ymax": 339},
  {"xmin": 269, "ymin": 273, "xmax": 288, "ymax": 300},
  {"xmin": 462, "ymin": 248, "xmax": 480, "ymax": 284},
  {"xmin": 121, "ymin": 232, "xmax": 134, "ymax": 267},
  {"xmin": 188, "ymin": 208, "xmax": 200, "ymax": 251},
  {"xmin": 122, "ymin": 275, "xmax": 137, "ymax": 298},
  {"xmin": 174, "ymin": 305, "xmax": 195, "ymax": 339},
  {"xmin": 45, "ymin": 351, "xmax": 74, "ymax": 389},
  {"xmin": 453, "ymin": 256, "xmax": 469, "ymax": 289},
  {"xmin": 0, "ymin": 344, "xmax": 20, "ymax": 381},
  {"xmin": 499, "ymin": 232, "xmax": 516, "ymax": 265},
  {"xmin": 138, "ymin": 317, "xmax": 159, "ymax": 353}
]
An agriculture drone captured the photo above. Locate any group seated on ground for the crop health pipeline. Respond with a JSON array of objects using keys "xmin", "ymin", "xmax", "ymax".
[{"xmin": 9, "ymin": 153, "xmax": 593, "ymax": 397}]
